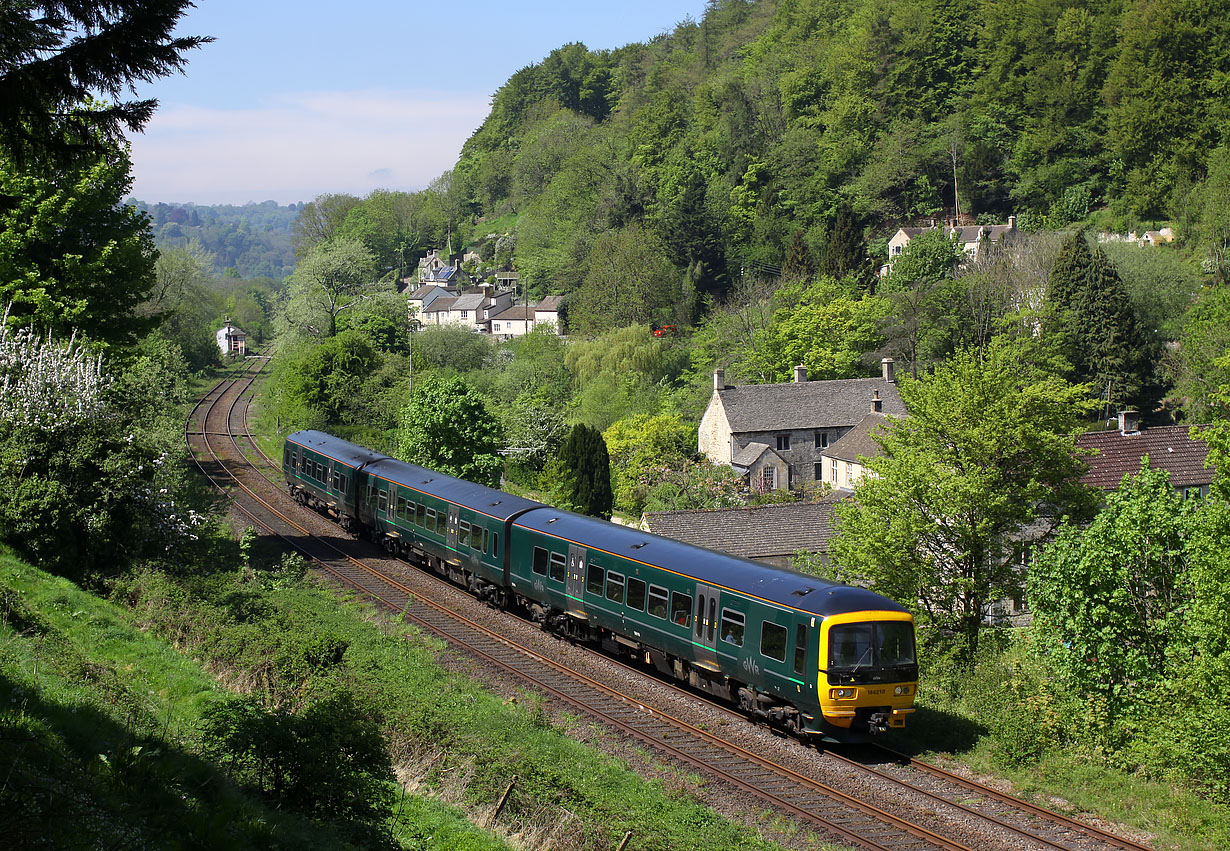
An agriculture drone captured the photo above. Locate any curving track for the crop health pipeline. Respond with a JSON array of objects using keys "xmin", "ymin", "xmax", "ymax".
[{"xmin": 185, "ymin": 366, "xmax": 1155, "ymax": 851}]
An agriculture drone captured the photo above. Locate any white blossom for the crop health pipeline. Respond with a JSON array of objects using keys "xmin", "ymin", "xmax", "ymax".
[{"xmin": 0, "ymin": 305, "xmax": 112, "ymax": 430}]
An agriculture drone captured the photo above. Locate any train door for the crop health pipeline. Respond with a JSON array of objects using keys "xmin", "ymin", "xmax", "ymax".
[
  {"xmin": 566, "ymin": 545, "xmax": 586, "ymax": 617},
  {"xmin": 446, "ymin": 505, "xmax": 459, "ymax": 557},
  {"xmin": 694, "ymin": 583, "xmax": 721, "ymax": 670}
]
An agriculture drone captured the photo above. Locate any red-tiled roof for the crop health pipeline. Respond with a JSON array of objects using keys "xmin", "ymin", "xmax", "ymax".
[{"xmin": 1075, "ymin": 425, "xmax": 1214, "ymax": 489}]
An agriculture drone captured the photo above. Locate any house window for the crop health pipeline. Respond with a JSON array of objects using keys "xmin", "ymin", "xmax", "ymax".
[
  {"xmin": 493, "ymin": 323, "xmax": 500, "ymax": 332},
  {"xmin": 830, "ymin": 459, "xmax": 838, "ymax": 482},
  {"xmin": 814, "ymin": 462, "xmax": 823, "ymax": 481},
  {"xmin": 776, "ymin": 434, "xmax": 791, "ymax": 451},
  {"xmin": 844, "ymin": 461, "xmax": 852, "ymax": 484},
  {"xmin": 760, "ymin": 467, "xmax": 776, "ymax": 491},
  {"xmin": 460, "ymin": 310, "xmax": 469, "ymax": 319},
  {"xmin": 814, "ymin": 431, "xmax": 828, "ymax": 449}
]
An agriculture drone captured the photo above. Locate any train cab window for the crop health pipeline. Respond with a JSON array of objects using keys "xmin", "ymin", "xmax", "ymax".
[
  {"xmin": 761, "ymin": 622, "xmax": 788, "ymax": 662},
  {"xmin": 587, "ymin": 564, "xmax": 605, "ymax": 596},
  {"xmin": 794, "ymin": 624, "xmax": 808, "ymax": 674},
  {"xmin": 458, "ymin": 521, "xmax": 471, "ymax": 547},
  {"xmin": 532, "ymin": 547, "xmax": 548, "ymax": 576},
  {"xmin": 548, "ymin": 552, "xmax": 566, "ymax": 582},
  {"xmin": 670, "ymin": 592, "xmax": 692, "ymax": 628},
  {"xmin": 415, "ymin": 504, "xmax": 426, "ymax": 527},
  {"xmin": 721, "ymin": 610, "xmax": 745, "ymax": 646},
  {"xmin": 606, "ymin": 572, "xmax": 625, "ymax": 605},
  {"xmin": 648, "ymin": 585, "xmax": 669, "ymax": 619},
  {"xmin": 283, "ymin": 446, "xmax": 292, "ymax": 465},
  {"xmin": 626, "ymin": 577, "xmax": 646, "ymax": 611}
]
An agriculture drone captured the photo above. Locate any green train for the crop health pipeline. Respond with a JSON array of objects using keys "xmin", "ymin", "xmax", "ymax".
[{"xmin": 285, "ymin": 430, "xmax": 918, "ymax": 740}]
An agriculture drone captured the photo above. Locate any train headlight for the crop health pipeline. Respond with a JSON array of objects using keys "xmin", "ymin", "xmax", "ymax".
[
  {"xmin": 829, "ymin": 688, "xmax": 856, "ymax": 700},
  {"xmin": 894, "ymin": 685, "xmax": 912, "ymax": 696}
]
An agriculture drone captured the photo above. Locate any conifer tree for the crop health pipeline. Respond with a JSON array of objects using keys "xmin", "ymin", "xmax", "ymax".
[
  {"xmin": 558, "ymin": 424, "xmax": 613, "ymax": 519},
  {"xmin": 1045, "ymin": 231, "xmax": 1152, "ymax": 411},
  {"xmin": 818, "ymin": 206, "xmax": 870, "ymax": 286},
  {"xmin": 0, "ymin": 1, "xmax": 211, "ymax": 166}
]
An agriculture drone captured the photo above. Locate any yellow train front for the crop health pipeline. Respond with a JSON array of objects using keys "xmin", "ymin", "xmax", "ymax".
[{"xmin": 816, "ymin": 610, "xmax": 917, "ymax": 735}]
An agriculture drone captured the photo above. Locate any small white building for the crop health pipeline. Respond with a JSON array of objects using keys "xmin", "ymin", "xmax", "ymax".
[{"xmin": 216, "ymin": 318, "xmax": 246, "ymax": 356}]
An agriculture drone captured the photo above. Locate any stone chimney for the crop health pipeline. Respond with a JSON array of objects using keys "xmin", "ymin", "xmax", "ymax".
[
  {"xmin": 714, "ymin": 369, "xmax": 725, "ymax": 391},
  {"xmin": 881, "ymin": 357, "xmax": 896, "ymax": 383},
  {"xmin": 1118, "ymin": 410, "xmax": 1141, "ymax": 436},
  {"xmin": 794, "ymin": 363, "xmax": 808, "ymax": 383},
  {"xmin": 871, "ymin": 389, "xmax": 883, "ymax": 413},
  {"xmin": 1008, "ymin": 215, "xmax": 1016, "ymax": 230}
]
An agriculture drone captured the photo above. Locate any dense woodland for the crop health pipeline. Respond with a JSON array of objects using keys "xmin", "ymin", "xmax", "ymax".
[
  {"xmin": 134, "ymin": 199, "xmax": 299, "ymax": 280},
  {"xmin": 4, "ymin": 0, "xmax": 1230, "ymax": 847}
]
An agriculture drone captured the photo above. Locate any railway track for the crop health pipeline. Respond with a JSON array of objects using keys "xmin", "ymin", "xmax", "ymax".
[{"xmin": 185, "ymin": 366, "xmax": 1156, "ymax": 851}]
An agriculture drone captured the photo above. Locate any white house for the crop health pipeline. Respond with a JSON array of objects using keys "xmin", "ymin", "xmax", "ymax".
[{"xmin": 216, "ymin": 318, "xmax": 246, "ymax": 356}]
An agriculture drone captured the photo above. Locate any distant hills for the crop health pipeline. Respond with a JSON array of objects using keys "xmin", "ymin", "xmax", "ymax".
[{"xmin": 130, "ymin": 199, "xmax": 300, "ymax": 280}]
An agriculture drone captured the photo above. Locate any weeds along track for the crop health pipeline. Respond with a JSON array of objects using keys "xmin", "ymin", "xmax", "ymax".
[{"xmin": 185, "ymin": 370, "xmax": 1153, "ymax": 851}]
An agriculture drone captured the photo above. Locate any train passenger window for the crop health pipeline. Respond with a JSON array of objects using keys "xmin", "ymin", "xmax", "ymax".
[
  {"xmin": 606, "ymin": 572, "xmax": 625, "ymax": 605},
  {"xmin": 721, "ymin": 610, "xmax": 745, "ymax": 646},
  {"xmin": 378, "ymin": 490, "xmax": 388, "ymax": 514},
  {"xmin": 626, "ymin": 577, "xmax": 646, "ymax": 611},
  {"xmin": 532, "ymin": 547, "xmax": 548, "ymax": 575},
  {"xmin": 549, "ymin": 552, "xmax": 566, "ymax": 582},
  {"xmin": 458, "ymin": 521, "xmax": 471, "ymax": 547},
  {"xmin": 480, "ymin": 528, "xmax": 489, "ymax": 552},
  {"xmin": 670, "ymin": 592, "xmax": 692, "ymax": 628},
  {"xmin": 425, "ymin": 509, "xmax": 437, "ymax": 533},
  {"xmin": 415, "ymin": 504, "xmax": 425, "ymax": 527},
  {"xmin": 587, "ymin": 564, "xmax": 604, "ymax": 596},
  {"xmin": 647, "ymin": 585, "xmax": 668, "ymax": 619},
  {"xmin": 396, "ymin": 497, "xmax": 406, "ymax": 519},
  {"xmin": 761, "ymin": 622, "xmax": 788, "ymax": 662},
  {"xmin": 794, "ymin": 624, "xmax": 808, "ymax": 674}
]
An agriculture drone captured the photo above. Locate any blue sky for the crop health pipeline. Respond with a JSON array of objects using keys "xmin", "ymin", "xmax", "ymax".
[{"xmin": 128, "ymin": 1, "xmax": 707, "ymax": 205}]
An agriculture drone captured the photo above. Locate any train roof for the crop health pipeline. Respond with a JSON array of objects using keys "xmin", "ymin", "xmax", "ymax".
[
  {"xmin": 513, "ymin": 507, "xmax": 906, "ymax": 619},
  {"xmin": 287, "ymin": 430, "xmax": 389, "ymax": 470},
  {"xmin": 363, "ymin": 457, "xmax": 544, "ymax": 523}
]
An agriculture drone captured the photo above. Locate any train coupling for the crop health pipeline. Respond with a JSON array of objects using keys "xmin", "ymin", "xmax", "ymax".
[{"xmin": 867, "ymin": 711, "xmax": 891, "ymax": 734}]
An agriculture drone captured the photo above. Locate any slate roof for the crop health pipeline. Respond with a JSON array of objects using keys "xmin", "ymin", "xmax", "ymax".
[
  {"xmin": 422, "ymin": 296, "xmax": 457, "ymax": 314},
  {"xmin": 717, "ymin": 378, "xmax": 906, "ymax": 433},
  {"xmin": 1075, "ymin": 425, "xmax": 1214, "ymax": 490},
  {"xmin": 643, "ymin": 499, "xmax": 842, "ymax": 560},
  {"xmin": 824, "ymin": 413, "xmax": 893, "ymax": 463},
  {"xmin": 536, "ymin": 295, "xmax": 564, "ymax": 313},
  {"xmin": 732, "ymin": 442, "xmax": 775, "ymax": 469},
  {"xmin": 489, "ymin": 304, "xmax": 534, "ymax": 322},
  {"xmin": 451, "ymin": 293, "xmax": 486, "ymax": 311},
  {"xmin": 408, "ymin": 284, "xmax": 453, "ymax": 300}
]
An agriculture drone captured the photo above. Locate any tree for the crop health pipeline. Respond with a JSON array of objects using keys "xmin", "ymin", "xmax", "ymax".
[
  {"xmin": 291, "ymin": 193, "xmax": 360, "ymax": 257},
  {"xmin": 554, "ymin": 424, "xmax": 613, "ymax": 519},
  {"xmin": 0, "ymin": 141, "xmax": 156, "ymax": 344},
  {"xmin": 1027, "ymin": 463, "xmax": 1194, "ymax": 726},
  {"xmin": 817, "ymin": 205, "xmax": 871, "ymax": 285},
  {"xmin": 832, "ymin": 340, "xmax": 1097, "ymax": 659},
  {"xmin": 603, "ymin": 413, "xmax": 697, "ymax": 515},
  {"xmin": 283, "ymin": 238, "xmax": 377, "ymax": 339},
  {"xmin": 1046, "ymin": 232, "xmax": 1152, "ymax": 411},
  {"xmin": 0, "ymin": 1, "xmax": 211, "ymax": 166},
  {"xmin": 879, "ymin": 229, "xmax": 966, "ymax": 376},
  {"xmin": 397, "ymin": 375, "xmax": 503, "ymax": 487}
]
